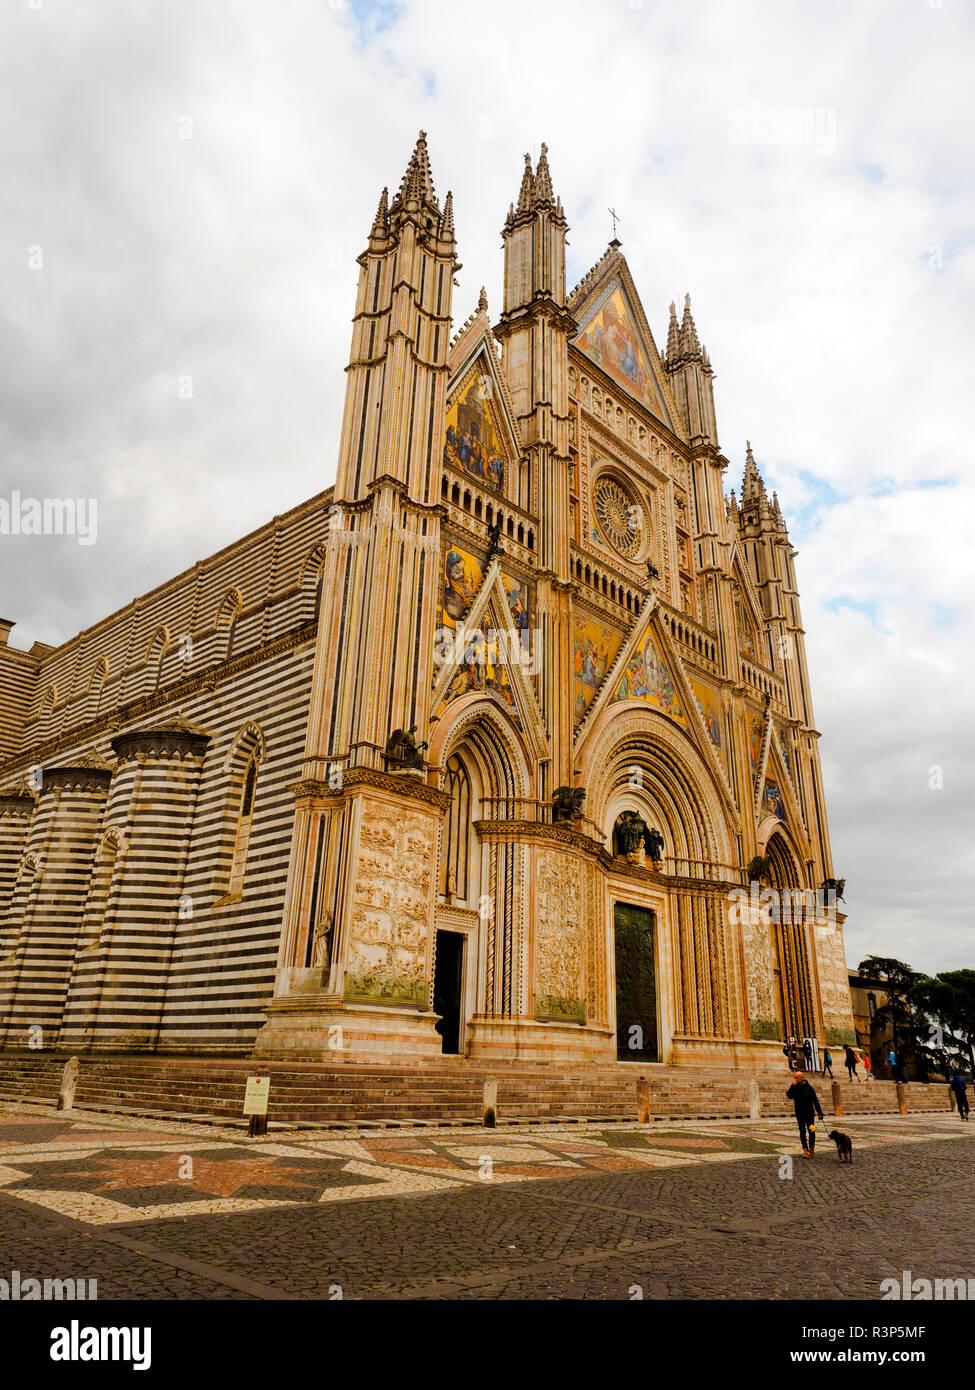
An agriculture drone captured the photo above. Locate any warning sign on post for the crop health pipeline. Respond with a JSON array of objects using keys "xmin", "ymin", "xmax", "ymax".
[{"xmin": 243, "ymin": 1076, "xmax": 270, "ymax": 1115}]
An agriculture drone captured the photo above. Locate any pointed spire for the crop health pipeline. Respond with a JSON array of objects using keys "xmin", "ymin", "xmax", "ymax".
[
  {"xmin": 666, "ymin": 300, "xmax": 681, "ymax": 361},
  {"xmin": 397, "ymin": 130, "xmax": 438, "ymax": 210},
  {"xmin": 477, "ymin": 285, "xmax": 488, "ymax": 312},
  {"xmin": 517, "ymin": 153, "xmax": 535, "ymax": 213},
  {"xmin": 370, "ymin": 186, "xmax": 389, "ymax": 239},
  {"xmin": 741, "ymin": 441, "xmax": 766, "ymax": 507},
  {"xmin": 440, "ymin": 189, "xmax": 454, "ymax": 238},
  {"xmin": 532, "ymin": 141, "xmax": 554, "ymax": 205},
  {"xmin": 680, "ymin": 293, "xmax": 701, "ymax": 357}
]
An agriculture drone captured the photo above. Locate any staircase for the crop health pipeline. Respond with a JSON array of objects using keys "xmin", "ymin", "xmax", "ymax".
[{"xmin": 0, "ymin": 1052, "xmax": 954, "ymax": 1128}]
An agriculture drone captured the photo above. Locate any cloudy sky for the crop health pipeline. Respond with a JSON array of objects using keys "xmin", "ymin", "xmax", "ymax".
[{"xmin": 1, "ymin": 0, "xmax": 972, "ymax": 974}]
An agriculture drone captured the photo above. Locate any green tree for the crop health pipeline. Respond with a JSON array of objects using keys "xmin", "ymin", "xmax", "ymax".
[
  {"xmin": 856, "ymin": 956, "xmax": 927, "ymax": 1070},
  {"xmin": 910, "ymin": 970, "xmax": 975, "ymax": 1079}
]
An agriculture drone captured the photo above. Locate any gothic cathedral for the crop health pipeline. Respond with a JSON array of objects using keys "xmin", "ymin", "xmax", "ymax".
[{"xmin": 0, "ymin": 135, "xmax": 857, "ymax": 1068}]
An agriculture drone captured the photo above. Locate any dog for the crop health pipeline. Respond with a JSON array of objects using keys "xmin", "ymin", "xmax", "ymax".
[{"xmin": 827, "ymin": 1129, "xmax": 853, "ymax": 1163}]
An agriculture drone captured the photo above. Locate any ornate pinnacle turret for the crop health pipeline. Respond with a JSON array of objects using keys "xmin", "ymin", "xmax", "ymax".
[
  {"xmin": 727, "ymin": 489, "xmax": 740, "ymax": 521},
  {"xmin": 666, "ymin": 300, "xmax": 681, "ymax": 362},
  {"xmin": 440, "ymin": 189, "xmax": 454, "ymax": 238},
  {"xmin": 477, "ymin": 286, "xmax": 488, "ymax": 312},
  {"xmin": 516, "ymin": 153, "xmax": 535, "ymax": 213},
  {"xmin": 532, "ymin": 141, "xmax": 554, "ymax": 205},
  {"xmin": 395, "ymin": 130, "xmax": 439, "ymax": 211},
  {"xmin": 741, "ymin": 441, "xmax": 766, "ymax": 508},
  {"xmin": 370, "ymin": 186, "xmax": 389, "ymax": 239},
  {"xmin": 680, "ymin": 293, "xmax": 701, "ymax": 358}
]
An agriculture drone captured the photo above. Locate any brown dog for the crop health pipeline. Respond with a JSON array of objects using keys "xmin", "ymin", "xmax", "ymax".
[{"xmin": 827, "ymin": 1129, "xmax": 853, "ymax": 1163}]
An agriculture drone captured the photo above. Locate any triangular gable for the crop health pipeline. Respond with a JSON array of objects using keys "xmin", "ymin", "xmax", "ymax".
[
  {"xmin": 431, "ymin": 558, "xmax": 548, "ymax": 761},
  {"xmin": 570, "ymin": 252, "xmax": 680, "ymax": 434},
  {"xmin": 575, "ymin": 596, "xmax": 740, "ymax": 829},
  {"xmin": 444, "ymin": 325, "xmax": 522, "ymax": 495},
  {"xmin": 571, "ymin": 609, "xmax": 627, "ymax": 730},
  {"xmin": 762, "ymin": 731, "xmax": 808, "ymax": 842}
]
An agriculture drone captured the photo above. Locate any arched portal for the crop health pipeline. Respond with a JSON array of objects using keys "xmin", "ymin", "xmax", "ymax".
[
  {"xmin": 765, "ymin": 828, "xmax": 817, "ymax": 1043},
  {"xmin": 433, "ymin": 701, "xmax": 530, "ymax": 1055}
]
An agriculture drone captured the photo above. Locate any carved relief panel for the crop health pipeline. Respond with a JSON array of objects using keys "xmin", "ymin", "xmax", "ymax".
[{"xmin": 344, "ymin": 795, "xmax": 438, "ymax": 1007}]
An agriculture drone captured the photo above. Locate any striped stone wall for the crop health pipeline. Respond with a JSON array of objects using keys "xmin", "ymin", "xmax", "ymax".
[{"xmin": 0, "ymin": 491, "xmax": 329, "ymax": 1054}]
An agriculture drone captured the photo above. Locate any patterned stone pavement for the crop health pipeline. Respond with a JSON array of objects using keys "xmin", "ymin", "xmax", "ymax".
[{"xmin": 0, "ymin": 1100, "xmax": 972, "ymax": 1299}]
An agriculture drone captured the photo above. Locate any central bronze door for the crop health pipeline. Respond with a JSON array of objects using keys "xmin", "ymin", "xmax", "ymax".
[{"xmin": 614, "ymin": 903, "xmax": 658, "ymax": 1062}]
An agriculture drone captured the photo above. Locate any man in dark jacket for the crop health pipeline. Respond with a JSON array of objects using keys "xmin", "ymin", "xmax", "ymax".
[
  {"xmin": 950, "ymin": 1073, "xmax": 970, "ymax": 1120},
  {"xmin": 787, "ymin": 1069, "xmax": 825, "ymax": 1157}
]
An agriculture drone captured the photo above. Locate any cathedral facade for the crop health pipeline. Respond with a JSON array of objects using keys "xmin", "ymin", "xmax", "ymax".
[{"xmin": 0, "ymin": 135, "xmax": 856, "ymax": 1068}]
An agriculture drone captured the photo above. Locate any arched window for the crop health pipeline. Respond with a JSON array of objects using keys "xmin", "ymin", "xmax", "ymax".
[
  {"xmin": 3, "ymin": 855, "xmax": 40, "ymax": 955},
  {"xmin": 82, "ymin": 831, "xmax": 122, "ymax": 950},
  {"xmin": 216, "ymin": 589, "xmax": 243, "ymax": 662},
  {"xmin": 442, "ymin": 754, "xmax": 472, "ymax": 900},
  {"xmin": 146, "ymin": 627, "xmax": 169, "ymax": 693},
  {"xmin": 228, "ymin": 756, "xmax": 259, "ymax": 898}
]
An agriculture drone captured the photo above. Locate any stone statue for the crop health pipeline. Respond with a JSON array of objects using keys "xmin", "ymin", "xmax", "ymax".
[
  {"xmin": 486, "ymin": 519, "xmax": 503, "ymax": 558},
  {"xmin": 644, "ymin": 826, "xmax": 665, "ymax": 863},
  {"xmin": 616, "ymin": 810, "xmax": 647, "ymax": 856},
  {"xmin": 823, "ymin": 877, "xmax": 846, "ymax": 901},
  {"xmin": 385, "ymin": 725, "xmax": 428, "ymax": 771},
  {"xmin": 552, "ymin": 786, "xmax": 586, "ymax": 824},
  {"xmin": 311, "ymin": 911, "xmax": 333, "ymax": 969}
]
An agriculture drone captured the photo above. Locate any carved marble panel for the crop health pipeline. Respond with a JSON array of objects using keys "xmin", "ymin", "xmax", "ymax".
[
  {"xmin": 534, "ymin": 849, "xmax": 583, "ymax": 1003},
  {"xmin": 344, "ymin": 798, "xmax": 437, "ymax": 1002}
]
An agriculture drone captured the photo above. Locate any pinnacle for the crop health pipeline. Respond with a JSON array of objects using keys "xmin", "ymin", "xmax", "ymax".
[
  {"xmin": 370, "ymin": 186, "xmax": 389, "ymax": 238},
  {"xmin": 441, "ymin": 189, "xmax": 454, "ymax": 237},
  {"xmin": 516, "ymin": 153, "xmax": 534, "ymax": 213},
  {"xmin": 396, "ymin": 130, "xmax": 439, "ymax": 211},
  {"xmin": 532, "ymin": 141, "xmax": 554, "ymax": 205},
  {"xmin": 680, "ymin": 292, "xmax": 701, "ymax": 357},
  {"xmin": 666, "ymin": 300, "xmax": 681, "ymax": 362},
  {"xmin": 741, "ymin": 441, "xmax": 766, "ymax": 507},
  {"xmin": 478, "ymin": 285, "xmax": 488, "ymax": 312}
]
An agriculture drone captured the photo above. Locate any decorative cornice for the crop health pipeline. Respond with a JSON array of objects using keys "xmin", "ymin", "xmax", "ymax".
[
  {"xmin": 0, "ymin": 621, "xmax": 317, "ymax": 778},
  {"xmin": 0, "ymin": 793, "xmax": 35, "ymax": 816},
  {"xmin": 292, "ymin": 767, "xmax": 451, "ymax": 813},
  {"xmin": 111, "ymin": 725, "xmax": 212, "ymax": 764},
  {"xmin": 41, "ymin": 766, "xmax": 114, "ymax": 794}
]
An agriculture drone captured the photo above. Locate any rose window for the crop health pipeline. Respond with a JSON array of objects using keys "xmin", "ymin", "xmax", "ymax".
[{"xmin": 594, "ymin": 476, "xmax": 646, "ymax": 558}]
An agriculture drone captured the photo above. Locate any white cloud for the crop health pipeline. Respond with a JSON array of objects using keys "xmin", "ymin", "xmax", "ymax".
[{"xmin": 0, "ymin": 0, "xmax": 972, "ymax": 971}]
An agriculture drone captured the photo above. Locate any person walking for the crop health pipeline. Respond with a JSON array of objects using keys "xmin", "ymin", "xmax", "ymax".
[
  {"xmin": 895, "ymin": 1049, "xmax": 909, "ymax": 1084},
  {"xmin": 888, "ymin": 1047, "xmax": 897, "ymax": 1079},
  {"xmin": 949, "ymin": 1072, "xmax": 969, "ymax": 1121},
  {"xmin": 844, "ymin": 1044, "xmax": 860, "ymax": 1081},
  {"xmin": 802, "ymin": 1038, "xmax": 813, "ymax": 1072},
  {"xmin": 863, "ymin": 1051, "xmax": 873, "ymax": 1081},
  {"xmin": 822, "ymin": 1048, "xmax": 833, "ymax": 1079},
  {"xmin": 787, "ymin": 1069, "xmax": 825, "ymax": 1157}
]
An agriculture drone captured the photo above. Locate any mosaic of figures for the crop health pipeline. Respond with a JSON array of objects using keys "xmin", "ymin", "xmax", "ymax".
[
  {"xmin": 572, "ymin": 615, "xmax": 624, "ymax": 727},
  {"xmin": 690, "ymin": 677, "xmax": 723, "ymax": 758},
  {"xmin": 441, "ymin": 539, "xmax": 532, "ymax": 654},
  {"xmin": 613, "ymin": 631, "xmax": 687, "ymax": 728},
  {"xmin": 433, "ymin": 612, "xmax": 519, "ymax": 723},
  {"xmin": 574, "ymin": 284, "xmax": 669, "ymax": 422},
  {"xmin": 761, "ymin": 778, "xmax": 787, "ymax": 823},
  {"xmin": 444, "ymin": 367, "xmax": 506, "ymax": 491}
]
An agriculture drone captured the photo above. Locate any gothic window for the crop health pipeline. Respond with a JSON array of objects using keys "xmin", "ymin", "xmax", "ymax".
[
  {"xmin": 83, "ymin": 832, "xmax": 121, "ymax": 949},
  {"xmin": 228, "ymin": 757, "xmax": 259, "ymax": 898},
  {"xmin": 442, "ymin": 754, "xmax": 472, "ymax": 901},
  {"xmin": 3, "ymin": 855, "xmax": 40, "ymax": 954}
]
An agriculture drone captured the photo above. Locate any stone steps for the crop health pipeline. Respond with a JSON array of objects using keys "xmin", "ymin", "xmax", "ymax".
[{"xmin": 0, "ymin": 1052, "xmax": 953, "ymax": 1127}]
